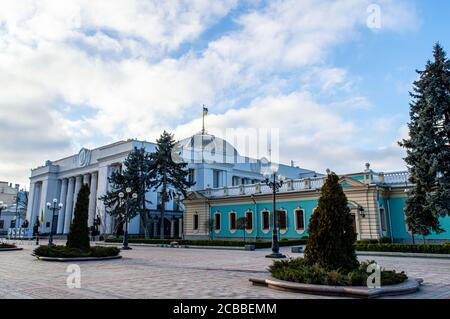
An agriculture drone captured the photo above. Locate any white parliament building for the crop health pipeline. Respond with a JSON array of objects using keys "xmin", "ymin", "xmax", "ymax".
[{"xmin": 25, "ymin": 132, "xmax": 317, "ymax": 237}]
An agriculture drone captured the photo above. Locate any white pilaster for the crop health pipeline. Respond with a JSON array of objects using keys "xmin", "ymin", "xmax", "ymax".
[
  {"xmin": 179, "ymin": 218, "xmax": 183, "ymax": 238},
  {"xmin": 30, "ymin": 182, "xmax": 42, "ymax": 227},
  {"xmin": 57, "ymin": 178, "xmax": 68, "ymax": 234},
  {"xmin": 63, "ymin": 177, "xmax": 75, "ymax": 234},
  {"xmin": 72, "ymin": 175, "xmax": 82, "ymax": 217},
  {"xmin": 170, "ymin": 219, "xmax": 175, "ymax": 238},
  {"xmin": 25, "ymin": 182, "xmax": 36, "ymax": 224},
  {"xmin": 88, "ymin": 172, "xmax": 98, "ymax": 227}
]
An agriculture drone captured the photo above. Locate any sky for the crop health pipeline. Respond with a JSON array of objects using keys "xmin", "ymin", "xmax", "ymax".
[{"xmin": 0, "ymin": 0, "xmax": 449, "ymax": 188}]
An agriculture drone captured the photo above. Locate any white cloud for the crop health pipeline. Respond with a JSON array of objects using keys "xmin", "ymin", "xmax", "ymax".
[{"xmin": 0, "ymin": 0, "xmax": 418, "ymax": 186}]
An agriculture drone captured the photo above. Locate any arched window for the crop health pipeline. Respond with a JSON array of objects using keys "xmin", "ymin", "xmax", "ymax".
[
  {"xmin": 229, "ymin": 212, "xmax": 237, "ymax": 231},
  {"xmin": 278, "ymin": 210, "xmax": 287, "ymax": 231},
  {"xmin": 245, "ymin": 210, "xmax": 253, "ymax": 231},
  {"xmin": 295, "ymin": 209, "xmax": 305, "ymax": 232},
  {"xmin": 214, "ymin": 212, "xmax": 221, "ymax": 231},
  {"xmin": 193, "ymin": 213, "xmax": 199, "ymax": 230},
  {"xmin": 262, "ymin": 210, "xmax": 270, "ymax": 231}
]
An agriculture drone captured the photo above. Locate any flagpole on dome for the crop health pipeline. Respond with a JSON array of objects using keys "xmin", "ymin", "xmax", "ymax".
[{"xmin": 202, "ymin": 105, "xmax": 208, "ymax": 135}]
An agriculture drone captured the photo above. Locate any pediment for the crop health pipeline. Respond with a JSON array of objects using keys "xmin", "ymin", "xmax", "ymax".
[{"xmin": 338, "ymin": 176, "xmax": 366, "ymax": 188}]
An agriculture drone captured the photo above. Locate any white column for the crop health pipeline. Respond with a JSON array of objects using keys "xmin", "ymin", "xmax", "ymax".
[
  {"xmin": 57, "ymin": 179, "xmax": 68, "ymax": 234},
  {"xmin": 83, "ymin": 174, "xmax": 90, "ymax": 187},
  {"xmin": 25, "ymin": 182, "xmax": 36, "ymax": 224},
  {"xmin": 179, "ymin": 218, "xmax": 183, "ymax": 238},
  {"xmin": 30, "ymin": 182, "xmax": 42, "ymax": 227},
  {"xmin": 63, "ymin": 177, "xmax": 75, "ymax": 234},
  {"xmin": 97, "ymin": 165, "xmax": 111, "ymax": 234},
  {"xmin": 170, "ymin": 219, "xmax": 175, "ymax": 238},
  {"xmin": 88, "ymin": 172, "xmax": 98, "ymax": 227},
  {"xmin": 72, "ymin": 175, "xmax": 82, "ymax": 218}
]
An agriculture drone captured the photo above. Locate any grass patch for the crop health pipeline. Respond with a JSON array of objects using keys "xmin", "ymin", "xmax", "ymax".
[
  {"xmin": 355, "ymin": 243, "xmax": 450, "ymax": 254},
  {"xmin": 33, "ymin": 245, "xmax": 120, "ymax": 258},
  {"xmin": 0, "ymin": 243, "xmax": 17, "ymax": 249},
  {"xmin": 269, "ymin": 258, "xmax": 407, "ymax": 286},
  {"xmin": 104, "ymin": 237, "xmax": 308, "ymax": 248}
]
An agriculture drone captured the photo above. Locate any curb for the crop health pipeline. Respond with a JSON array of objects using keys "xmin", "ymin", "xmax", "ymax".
[
  {"xmin": 249, "ymin": 277, "xmax": 422, "ymax": 298},
  {"xmin": 0, "ymin": 247, "xmax": 23, "ymax": 252},
  {"xmin": 35, "ymin": 255, "xmax": 122, "ymax": 262},
  {"xmin": 356, "ymin": 251, "xmax": 450, "ymax": 259},
  {"xmin": 100, "ymin": 242, "xmax": 252, "ymax": 251}
]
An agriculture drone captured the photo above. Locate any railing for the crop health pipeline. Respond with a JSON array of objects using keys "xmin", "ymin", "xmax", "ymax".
[
  {"xmin": 199, "ymin": 171, "xmax": 410, "ymax": 198},
  {"xmin": 381, "ymin": 171, "xmax": 409, "ymax": 185}
]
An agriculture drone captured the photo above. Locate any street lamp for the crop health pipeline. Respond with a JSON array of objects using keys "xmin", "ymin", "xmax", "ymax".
[
  {"xmin": 46, "ymin": 198, "xmax": 63, "ymax": 246},
  {"xmin": 263, "ymin": 171, "xmax": 287, "ymax": 259},
  {"xmin": 119, "ymin": 188, "xmax": 138, "ymax": 250}
]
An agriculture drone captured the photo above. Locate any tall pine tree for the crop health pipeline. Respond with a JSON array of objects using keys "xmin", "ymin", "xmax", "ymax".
[
  {"xmin": 400, "ymin": 43, "xmax": 450, "ymax": 237},
  {"xmin": 99, "ymin": 148, "xmax": 150, "ymax": 236},
  {"xmin": 67, "ymin": 184, "xmax": 90, "ymax": 250},
  {"xmin": 149, "ymin": 131, "xmax": 195, "ymax": 239},
  {"xmin": 304, "ymin": 172, "xmax": 358, "ymax": 272}
]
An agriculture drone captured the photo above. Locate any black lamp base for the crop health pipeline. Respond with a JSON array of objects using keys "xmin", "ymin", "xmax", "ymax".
[
  {"xmin": 122, "ymin": 246, "xmax": 132, "ymax": 250},
  {"xmin": 265, "ymin": 253, "xmax": 286, "ymax": 259}
]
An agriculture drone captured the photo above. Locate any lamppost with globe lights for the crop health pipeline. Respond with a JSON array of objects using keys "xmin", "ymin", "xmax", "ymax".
[
  {"xmin": 46, "ymin": 199, "xmax": 63, "ymax": 246},
  {"xmin": 261, "ymin": 159, "xmax": 286, "ymax": 259},
  {"xmin": 118, "ymin": 187, "xmax": 138, "ymax": 250}
]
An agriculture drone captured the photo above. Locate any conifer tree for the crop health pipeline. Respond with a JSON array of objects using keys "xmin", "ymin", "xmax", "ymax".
[
  {"xmin": 99, "ymin": 147, "xmax": 152, "ymax": 237},
  {"xmin": 304, "ymin": 172, "xmax": 358, "ymax": 272},
  {"xmin": 149, "ymin": 131, "xmax": 195, "ymax": 239},
  {"xmin": 400, "ymin": 43, "xmax": 450, "ymax": 236},
  {"xmin": 67, "ymin": 184, "xmax": 90, "ymax": 250}
]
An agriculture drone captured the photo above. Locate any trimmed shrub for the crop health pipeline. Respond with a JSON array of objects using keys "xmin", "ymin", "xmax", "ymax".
[
  {"xmin": 304, "ymin": 173, "xmax": 358, "ymax": 272},
  {"xmin": 67, "ymin": 184, "xmax": 90, "ymax": 250},
  {"xmin": 355, "ymin": 243, "xmax": 450, "ymax": 254},
  {"xmin": 269, "ymin": 258, "xmax": 407, "ymax": 286},
  {"xmin": 34, "ymin": 245, "xmax": 120, "ymax": 258}
]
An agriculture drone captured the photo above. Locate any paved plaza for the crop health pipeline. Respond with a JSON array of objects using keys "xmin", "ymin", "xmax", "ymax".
[{"xmin": 0, "ymin": 242, "xmax": 449, "ymax": 299}]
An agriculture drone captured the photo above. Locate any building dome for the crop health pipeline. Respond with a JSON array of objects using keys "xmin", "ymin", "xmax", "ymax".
[{"xmin": 176, "ymin": 133, "xmax": 238, "ymax": 164}]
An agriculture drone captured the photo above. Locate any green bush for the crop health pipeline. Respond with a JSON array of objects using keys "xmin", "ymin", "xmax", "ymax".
[
  {"xmin": 269, "ymin": 258, "xmax": 407, "ymax": 286},
  {"xmin": 33, "ymin": 245, "xmax": 120, "ymax": 258},
  {"xmin": 104, "ymin": 237, "xmax": 308, "ymax": 248},
  {"xmin": 355, "ymin": 243, "xmax": 450, "ymax": 254},
  {"xmin": 0, "ymin": 243, "xmax": 16, "ymax": 249}
]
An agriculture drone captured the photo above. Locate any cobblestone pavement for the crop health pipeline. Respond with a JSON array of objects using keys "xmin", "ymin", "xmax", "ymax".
[{"xmin": 0, "ymin": 242, "xmax": 449, "ymax": 299}]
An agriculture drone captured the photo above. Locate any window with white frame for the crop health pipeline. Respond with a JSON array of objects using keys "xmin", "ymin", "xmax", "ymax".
[
  {"xmin": 278, "ymin": 210, "xmax": 287, "ymax": 230},
  {"xmin": 295, "ymin": 209, "xmax": 305, "ymax": 231},
  {"xmin": 245, "ymin": 211, "xmax": 253, "ymax": 230},
  {"xmin": 380, "ymin": 207, "xmax": 387, "ymax": 231},
  {"xmin": 193, "ymin": 214, "xmax": 199, "ymax": 230},
  {"xmin": 214, "ymin": 213, "xmax": 221, "ymax": 231},
  {"xmin": 262, "ymin": 210, "xmax": 270, "ymax": 230},
  {"xmin": 229, "ymin": 212, "xmax": 237, "ymax": 231}
]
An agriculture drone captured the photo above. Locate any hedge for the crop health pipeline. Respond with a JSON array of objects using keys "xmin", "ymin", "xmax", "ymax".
[
  {"xmin": 355, "ymin": 243, "xmax": 450, "ymax": 254},
  {"xmin": 104, "ymin": 237, "xmax": 308, "ymax": 248},
  {"xmin": 33, "ymin": 245, "xmax": 120, "ymax": 258}
]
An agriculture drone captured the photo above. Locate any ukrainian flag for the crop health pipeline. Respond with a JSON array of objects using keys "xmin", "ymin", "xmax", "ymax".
[{"xmin": 40, "ymin": 209, "xmax": 45, "ymax": 226}]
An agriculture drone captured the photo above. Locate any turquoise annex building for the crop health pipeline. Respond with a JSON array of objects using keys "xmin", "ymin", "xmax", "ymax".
[{"xmin": 184, "ymin": 164, "xmax": 450, "ymax": 243}]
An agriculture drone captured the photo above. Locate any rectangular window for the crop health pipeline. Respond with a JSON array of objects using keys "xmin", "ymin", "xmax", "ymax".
[
  {"xmin": 10, "ymin": 220, "xmax": 16, "ymax": 228},
  {"xmin": 380, "ymin": 208, "xmax": 387, "ymax": 232},
  {"xmin": 232, "ymin": 176, "xmax": 239, "ymax": 186},
  {"xmin": 278, "ymin": 210, "xmax": 287, "ymax": 230},
  {"xmin": 295, "ymin": 210, "xmax": 305, "ymax": 230},
  {"xmin": 193, "ymin": 214, "xmax": 199, "ymax": 230},
  {"xmin": 215, "ymin": 213, "xmax": 221, "ymax": 230},
  {"xmin": 0, "ymin": 220, "xmax": 4, "ymax": 229},
  {"xmin": 213, "ymin": 170, "xmax": 221, "ymax": 188},
  {"xmin": 230, "ymin": 213, "xmax": 236, "ymax": 230},
  {"xmin": 262, "ymin": 211, "xmax": 270, "ymax": 230},
  {"xmin": 246, "ymin": 211, "xmax": 253, "ymax": 230},
  {"xmin": 188, "ymin": 169, "xmax": 195, "ymax": 185}
]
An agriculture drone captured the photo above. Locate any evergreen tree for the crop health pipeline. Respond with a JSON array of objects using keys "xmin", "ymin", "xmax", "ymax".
[
  {"xmin": 149, "ymin": 131, "xmax": 195, "ymax": 239},
  {"xmin": 67, "ymin": 184, "xmax": 90, "ymax": 250},
  {"xmin": 236, "ymin": 216, "xmax": 247, "ymax": 242},
  {"xmin": 304, "ymin": 172, "xmax": 358, "ymax": 272},
  {"xmin": 400, "ymin": 43, "xmax": 450, "ymax": 236},
  {"xmin": 99, "ymin": 147, "xmax": 152, "ymax": 237}
]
